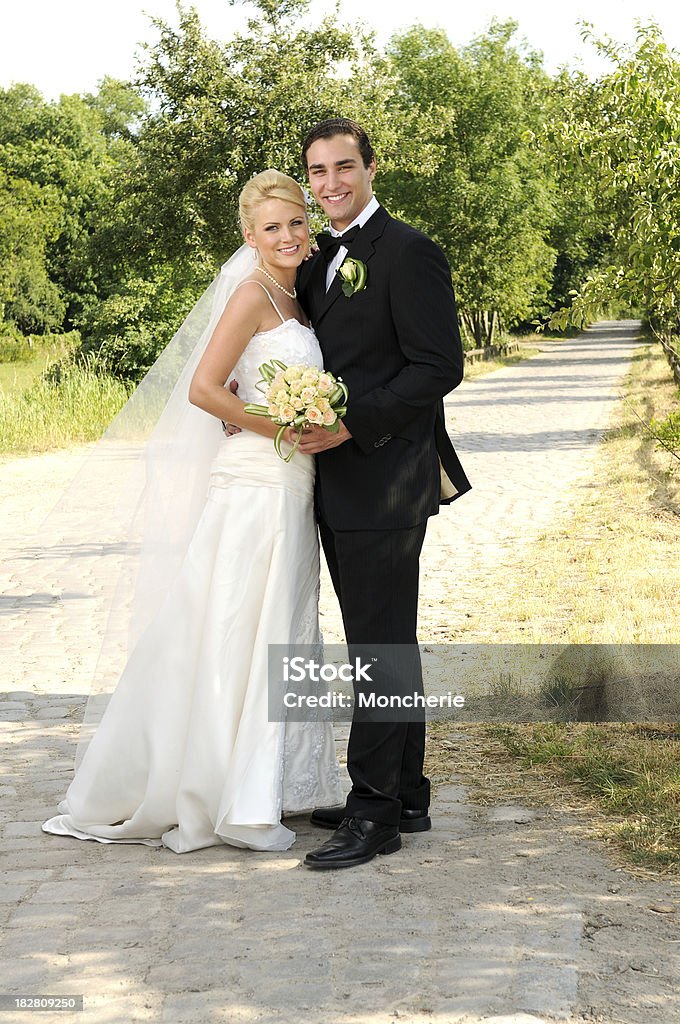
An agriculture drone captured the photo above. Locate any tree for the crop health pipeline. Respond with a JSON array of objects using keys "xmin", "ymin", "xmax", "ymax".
[
  {"xmin": 127, "ymin": 0, "xmax": 433, "ymax": 266},
  {"xmin": 541, "ymin": 23, "xmax": 680, "ymax": 337},
  {"xmin": 538, "ymin": 69, "xmax": 615, "ymax": 316},
  {"xmin": 82, "ymin": 76, "xmax": 145, "ymax": 141},
  {"xmin": 0, "ymin": 82, "xmax": 142, "ymax": 331},
  {"xmin": 380, "ymin": 22, "xmax": 556, "ymax": 346},
  {"xmin": 75, "ymin": 0, "xmax": 437, "ymax": 376},
  {"xmin": 0, "ymin": 171, "xmax": 65, "ymax": 334}
]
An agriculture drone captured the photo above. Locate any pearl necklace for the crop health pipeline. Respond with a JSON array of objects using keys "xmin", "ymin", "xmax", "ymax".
[{"xmin": 256, "ymin": 265, "xmax": 297, "ymax": 299}]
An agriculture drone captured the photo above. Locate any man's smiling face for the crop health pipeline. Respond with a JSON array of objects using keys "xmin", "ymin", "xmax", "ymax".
[{"xmin": 305, "ymin": 133, "xmax": 376, "ymax": 232}]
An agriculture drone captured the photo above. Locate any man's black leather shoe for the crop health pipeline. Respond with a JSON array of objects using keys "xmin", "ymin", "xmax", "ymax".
[
  {"xmin": 310, "ymin": 804, "xmax": 431, "ymax": 834},
  {"xmin": 304, "ymin": 817, "xmax": 401, "ymax": 870},
  {"xmin": 399, "ymin": 808, "xmax": 433, "ymax": 833}
]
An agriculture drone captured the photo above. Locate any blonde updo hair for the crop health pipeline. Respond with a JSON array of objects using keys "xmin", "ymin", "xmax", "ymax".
[{"xmin": 239, "ymin": 169, "xmax": 307, "ymax": 235}]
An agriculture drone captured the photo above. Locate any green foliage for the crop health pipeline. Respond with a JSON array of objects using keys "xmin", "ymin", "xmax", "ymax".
[
  {"xmin": 0, "ymin": 80, "xmax": 144, "ymax": 333},
  {"xmin": 82, "ymin": 76, "xmax": 145, "ymax": 140},
  {"xmin": 540, "ymin": 23, "xmax": 680, "ymax": 336},
  {"xmin": 536, "ymin": 69, "xmax": 614, "ymax": 315},
  {"xmin": 0, "ymin": 166, "xmax": 64, "ymax": 333},
  {"xmin": 381, "ymin": 22, "xmax": 557, "ymax": 345},
  {"xmin": 228, "ymin": 0, "xmax": 311, "ymax": 25},
  {"xmin": 75, "ymin": 0, "xmax": 442, "ymax": 380},
  {"xmin": 78, "ymin": 268, "xmax": 202, "ymax": 382},
  {"xmin": 0, "ymin": 327, "xmax": 79, "ymax": 364},
  {"xmin": 649, "ymin": 408, "xmax": 680, "ymax": 455},
  {"xmin": 126, "ymin": 3, "xmax": 423, "ymax": 269},
  {"xmin": 0, "ymin": 325, "xmax": 34, "ymax": 363},
  {"xmin": 4, "ymin": 6, "xmax": 680, "ymax": 398}
]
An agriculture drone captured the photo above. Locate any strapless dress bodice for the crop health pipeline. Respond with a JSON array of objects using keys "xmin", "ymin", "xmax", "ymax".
[
  {"xmin": 210, "ymin": 319, "xmax": 323, "ymax": 495},
  {"xmin": 229, "ymin": 319, "xmax": 323, "ymax": 405}
]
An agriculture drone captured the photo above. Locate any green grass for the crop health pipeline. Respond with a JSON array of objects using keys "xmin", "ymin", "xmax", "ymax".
[
  {"xmin": 427, "ymin": 719, "xmax": 680, "ymax": 873},
  {"xmin": 490, "ymin": 722, "xmax": 680, "ymax": 871},
  {"xmin": 0, "ymin": 351, "xmax": 55, "ymax": 396},
  {"xmin": 0, "ymin": 332, "xmax": 81, "ymax": 398},
  {"xmin": 463, "ymin": 335, "xmax": 542, "ymax": 380},
  {"xmin": 0, "ymin": 359, "xmax": 131, "ymax": 455}
]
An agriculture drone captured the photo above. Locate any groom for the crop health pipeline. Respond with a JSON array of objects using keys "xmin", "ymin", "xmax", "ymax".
[{"xmin": 296, "ymin": 118, "xmax": 471, "ymax": 869}]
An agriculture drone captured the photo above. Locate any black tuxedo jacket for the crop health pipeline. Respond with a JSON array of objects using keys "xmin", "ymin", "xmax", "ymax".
[{"xmin": 297, "ymin": 205, "xmax": 471, "ymax": 531}]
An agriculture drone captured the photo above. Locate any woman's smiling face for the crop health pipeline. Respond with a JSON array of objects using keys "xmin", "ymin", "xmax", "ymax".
[{"xmin": 244, "ymin": 197, "xmax": 309, "ymax": 270}]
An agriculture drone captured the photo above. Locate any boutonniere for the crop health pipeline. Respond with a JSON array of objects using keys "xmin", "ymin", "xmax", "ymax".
[{"xmin": 337, "ymin": 257, "xmax": 368, "ymax": 297}]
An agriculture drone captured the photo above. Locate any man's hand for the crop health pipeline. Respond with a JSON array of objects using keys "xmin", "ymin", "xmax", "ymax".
[
  {"xmin": 222, "ymin": 379, "xmax": 242, "ymax": 436},
  {"xmin": 296, "ymin": 421, "xmax": 352, "ymax": 454}
]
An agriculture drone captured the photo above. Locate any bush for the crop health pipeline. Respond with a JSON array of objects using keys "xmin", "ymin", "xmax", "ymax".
[
  {"xmin": 78, "ymin": 324, "xmax": 162, "ymax": 382},
  {"xmin": 0, "ymin": 327, "xmax": 81, "ymax": 364},
  {"xmin": 0, "ymin": 325, "xmax": 33, "ymax": 362},
  {"xmin": 79, "ymin": 271, "xmax": 202, "ymax": 383},
  {"xmin": 649, "ymin": 409, "xmax": 680, "ymax": 455}
]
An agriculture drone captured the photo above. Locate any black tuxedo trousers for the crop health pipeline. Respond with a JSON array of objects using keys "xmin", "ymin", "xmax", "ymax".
[{"xmin": 319, "ymin": 519, "xmax": 430, "ymax": 825}]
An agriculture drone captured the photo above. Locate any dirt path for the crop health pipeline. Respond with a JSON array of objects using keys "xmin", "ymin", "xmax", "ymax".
[{"xmin": 1, "ymin": 321, "xmax": 678, "ymax": 1024}]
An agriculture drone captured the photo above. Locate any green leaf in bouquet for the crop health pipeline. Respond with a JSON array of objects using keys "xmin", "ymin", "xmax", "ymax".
[
  {"xmin": 274, "ymin": 423, "xmax": 302, "ymax": 463},
  {"xmin": 259, "ymin": 362, "xmax": 277, "ymax": 382},
  {"xmin": 243, "ymin": 402, "xmax": 270, "ymax": 417}
]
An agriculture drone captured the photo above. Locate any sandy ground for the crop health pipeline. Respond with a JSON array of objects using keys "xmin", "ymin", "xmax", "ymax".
[{"xmin": 1, "ymin": 321, "xmax": 678, "ymax": 1024}]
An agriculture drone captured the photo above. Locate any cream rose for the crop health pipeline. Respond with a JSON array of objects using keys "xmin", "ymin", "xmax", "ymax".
[
  {"xmin": 306, "ymin": 406, "xmax": 323, "ymax": 425},
  {"xmin": 322, "ymin": 409, "xmax": 337, "ymax": 426}
]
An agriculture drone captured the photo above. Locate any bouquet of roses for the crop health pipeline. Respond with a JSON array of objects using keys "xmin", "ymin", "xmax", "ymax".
[{"xmin": 243, "ymin": 361, "xmax": 349, "ymax": 462}]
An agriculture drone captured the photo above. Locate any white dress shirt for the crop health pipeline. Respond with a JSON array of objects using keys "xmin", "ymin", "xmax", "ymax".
[{"xmin": 325, "ymin": 194, "xmax": 381, "ymax": 291}]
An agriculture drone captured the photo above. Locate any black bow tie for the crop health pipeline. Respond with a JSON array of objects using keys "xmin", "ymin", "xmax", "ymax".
[{"xmin": 315, "ymin": 226, "xmax": 361, "ymax": 263}]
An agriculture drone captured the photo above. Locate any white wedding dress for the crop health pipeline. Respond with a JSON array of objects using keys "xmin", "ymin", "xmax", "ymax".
[{"xmin": 43, "ymin": 287, "xmax": 342, "ymax": 853}]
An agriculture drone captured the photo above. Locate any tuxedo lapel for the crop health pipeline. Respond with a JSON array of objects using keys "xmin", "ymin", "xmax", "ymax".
[
  {"xmin": 297, "ymin": 252, "xmax": 326, "ymax": 321},
  {"xmin": 315, "ymin": 271, "xmax": 343, "ymax": 323},
  {"xmin": 314, "ymin": 206, "xmax": 391, "ymax": 326}
]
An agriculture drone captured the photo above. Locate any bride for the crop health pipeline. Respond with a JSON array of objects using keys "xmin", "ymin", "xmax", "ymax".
[{"xmin": 42, "ymin": 169, "xmax": 343, "ymax": 853}]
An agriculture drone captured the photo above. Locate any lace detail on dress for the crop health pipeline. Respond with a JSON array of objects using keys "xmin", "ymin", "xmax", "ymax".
[
  {"xmin": 279, "ymin": 570, "xmax": 342, "ymax": 813},
  {"xmin": 228, "ymin": 320, "xmax": 322, "ymax": 405}
]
